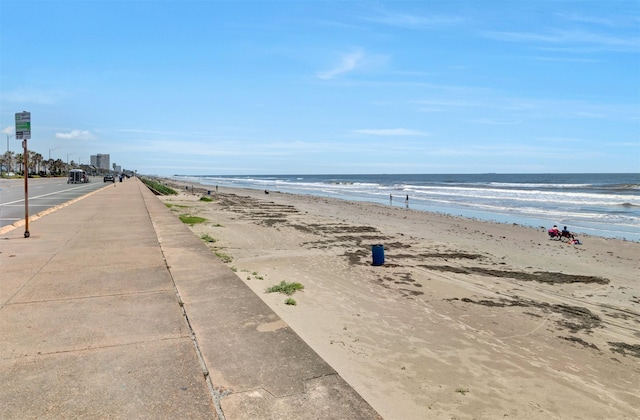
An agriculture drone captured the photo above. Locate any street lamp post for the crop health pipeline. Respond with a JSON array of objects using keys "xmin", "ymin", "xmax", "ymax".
[
  {"xmin": 49, "ymin": 147, "xmax": 60, "ymax": 160},
  {"xmin": 66, "ymin": 153, "xmax": 74, "ymax": 175},
  {"xmin": 47, "ymin": 147, "xmax": 60, "ymax": 177},
  {"xmin": 6, "ymin": 134, "xmax": 13, "ymax": 154}
]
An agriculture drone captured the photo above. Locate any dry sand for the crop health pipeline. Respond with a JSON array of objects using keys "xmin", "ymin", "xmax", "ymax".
[{"xmin": 159, "ymin": 180, "xmax": 639, "ymax": 420}]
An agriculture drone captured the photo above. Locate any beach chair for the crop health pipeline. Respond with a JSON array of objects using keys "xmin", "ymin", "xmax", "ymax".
[
  {"xmin": 548, "ymin": 229, "xmax": 561, "ymax": 240},
  {"xmin": 560, "ymin": 230, "xmax": 574, "ymax": 241}
]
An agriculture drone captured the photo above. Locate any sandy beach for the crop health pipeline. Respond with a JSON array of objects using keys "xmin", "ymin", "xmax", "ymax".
[{"xmin": 158, "ymin": 179, "xmax": 639, "ymax": 419}]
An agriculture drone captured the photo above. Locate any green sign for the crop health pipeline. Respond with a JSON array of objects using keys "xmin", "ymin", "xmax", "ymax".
[{"xmin": 15, "ymin": 112, "xmax": 31, "ymax": 139}]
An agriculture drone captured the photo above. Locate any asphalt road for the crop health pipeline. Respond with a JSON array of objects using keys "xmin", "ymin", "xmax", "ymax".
[{"xmin": 0, "ymin": 176, "xmax": 115, "ymax": 229}]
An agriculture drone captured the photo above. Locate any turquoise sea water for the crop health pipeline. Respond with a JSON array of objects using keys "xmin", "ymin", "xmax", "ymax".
[{"xmin": 172, "ymin": 173, "xmax": 640, "ymax": 242}]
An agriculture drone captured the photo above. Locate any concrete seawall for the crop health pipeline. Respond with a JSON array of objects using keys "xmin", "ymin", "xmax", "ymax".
[{"xmin": 0, "ymin": 178, "xmax": 380, "ymax": 419}]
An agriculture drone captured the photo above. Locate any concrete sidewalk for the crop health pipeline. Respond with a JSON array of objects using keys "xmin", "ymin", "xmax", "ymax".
[{"xmin": 0, "ymin": 178, "xmax": 380, "ymax": 419}]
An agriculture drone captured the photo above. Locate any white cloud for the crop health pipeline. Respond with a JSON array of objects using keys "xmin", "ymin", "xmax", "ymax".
[
  {"xmin": 468, "ymin": 118, "xmax": 522, "ymax": 125},
  {"xmin": 482, "ymin": 29, "xmax": 640, "ymax": 53},
  {"xmin": 2, "ymin": 126, "xmax": 14, "ymax": 135},
  {"xmin": 364, "ymin": 9, "xmax": 464, "ymax": 28},
  {"xmin": 317, "ymin": 50, "xmax": 365, "ymax": 79},
  {"xmin": 2, "ymin": 89, "xmax": 63, "ymax": 105},
  {"xmin": 351, "ymin": 128, "xmax": 427, "ymax": 136},
  {"xmin": 55, "ymin": 130, "xmax": 97, "ymax": 140}
]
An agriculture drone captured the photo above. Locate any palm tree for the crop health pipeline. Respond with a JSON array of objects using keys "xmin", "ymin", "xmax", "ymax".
[
  {"xmin": 53, "ymin": 158, "xmax": 64, "ymax": 176},
  {"xmin": 33, "ymin": 152, "xmax": 43, "ymax": 175},
  {"xmin": 15, "ymin": 152, "xmax": 23, "ymax": 174},
  {"xmin": 1, "ymin": 151, "xmax": 15, "ymax": 175},
  {"xmin": 27, "ymin": 151, "xmax": 36, "ymax": 175},
  {"xmin": 44, "ymin": 158, "xmax": 52, "ymax": 175},
  {"xmin": 8, "ymin": 150, "xmax": 15, "ymax": 173}
]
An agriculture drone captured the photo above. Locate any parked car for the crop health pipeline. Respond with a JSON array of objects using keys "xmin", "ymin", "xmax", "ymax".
[{"xmin": 104, "ymin": 175, "xmax": 115, "ymax": 182}]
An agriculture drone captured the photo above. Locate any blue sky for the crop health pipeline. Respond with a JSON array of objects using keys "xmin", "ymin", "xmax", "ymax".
[{"xmin": 1, "ymin": 0, "xmax": 638, "ymax": 175}]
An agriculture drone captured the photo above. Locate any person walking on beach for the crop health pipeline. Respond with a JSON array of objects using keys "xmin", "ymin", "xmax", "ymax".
[
  {"xmin": 390, "ymin": 194, "xmax": 393, "ymax": 204},
  {"xmin": 405, "ymin": 194, "xmax": 409, "ymax": 208}
]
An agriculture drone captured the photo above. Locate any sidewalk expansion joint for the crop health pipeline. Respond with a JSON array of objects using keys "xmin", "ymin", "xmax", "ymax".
[
  {"xmin": 144, "ymin": 198, "xmax": 226, "ymax": 419},
  {"xmin": 4, "ymin": 336, "xmax": 190, "ymax": 360},
  {"xmin": 4, "ymin": 288, "xmax": 175, "ymax": 306},
  {"xmin": 168, "ymin": 266, "xmax": 227, "ymax": 420}
]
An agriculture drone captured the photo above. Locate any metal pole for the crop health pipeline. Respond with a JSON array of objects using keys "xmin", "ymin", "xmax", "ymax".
[{"xmin": 23, "ymin": 139, "xmax": 30, "ymax": 238}]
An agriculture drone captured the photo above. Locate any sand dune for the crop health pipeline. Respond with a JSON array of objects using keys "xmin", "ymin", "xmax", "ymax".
[{"xmin": 159, "ymin": 181, "xmax": 639, "ymax": 419}]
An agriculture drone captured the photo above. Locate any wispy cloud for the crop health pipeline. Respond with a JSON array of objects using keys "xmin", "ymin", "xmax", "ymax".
[
  {"xmin": 2, "ymin": 89, "xmax": 64, "ymax": 105},
  {"xmin": 535, "ymin": 136, "xmax": 584, "ymax": 144},
  {"xmin": 482, "ymin": 29, "xmax": 640, "ymax": 53},
  {"xmin": 116, "ymin": 128, "xmax": 183, "ymax": 136},
  {"xmin": 55, "ymin": 130, "xmax": 97, "ymax": 141},
  {"xmin": 351, "ymin": 128, "xmax": 427, "ymax": 136},
  {"xmin": 364, "ymin": 9, "xmax": 464, "ymax": 28},
  {"xmin": 2, "ymin": 126, "xmax": 14, "ymax": 135},
  {"xmin": 126, "ymin": 138, "xmax": 340, "ymax": 157},
  {"xmin": 557, "ymin": 12, "xmax": 632, "ymax": 28},
  {"xmin": 467, "ymin": 118, "xmax": 522, "ymax": 125},
  {"xmin": 317, "ymin": 50, "xmax": 365, "ymax": 79}
]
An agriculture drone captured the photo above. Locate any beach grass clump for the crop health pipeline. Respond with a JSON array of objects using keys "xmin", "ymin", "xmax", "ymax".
[
  {"xmin": 455, "ymin": 387, "xmax": 470, "ymax": 395},
  {"xmin": 266, "ymin": 281, "xmax": 304, "ymax": 296},
  {"xmin": 200, "ymin": 196, "xmax": 213, "ymax": 202},
  {"xmin": 179, "ymin": 214, "xmax": 206, "ymax": 225},
  {"xmin": 165, "ymin": 203, "xmax": 190, "ymax": 209},
  {"xmin": 245, "ymin": 271, "xmax": 264, "ymax": 280},
  {"xmin": 200, "ymin": 233, "xmax": 216, "ymax": 243},
  {"xmin": 285, "ymin": 298, "xmax": 297, "ymax": 306},
  {"xmin": 214, "ymin": 251, "xmax": 232, "ymax": 263}
]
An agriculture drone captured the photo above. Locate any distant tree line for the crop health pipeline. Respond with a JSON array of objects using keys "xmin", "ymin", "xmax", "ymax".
[{"xmin": 2, "ymin": 150, "xmax": 87, "ymax": 177}]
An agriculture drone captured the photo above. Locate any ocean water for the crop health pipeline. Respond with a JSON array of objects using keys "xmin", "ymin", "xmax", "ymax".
[{"xmin": 171, "ymin": 173, "xmax": 640, "ymax": 242}]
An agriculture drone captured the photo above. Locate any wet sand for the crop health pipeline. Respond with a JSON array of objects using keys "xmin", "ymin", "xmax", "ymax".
[{"xmin": 158, "ymin": 180, "xmax": 640, "ymax": 419}]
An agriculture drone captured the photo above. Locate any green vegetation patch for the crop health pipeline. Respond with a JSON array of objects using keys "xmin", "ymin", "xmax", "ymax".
[
  {"xmin": 285, "ymin": 298, "xmax": 297, "ymax": 306},
  {"xmin": 215, "ymin": 251, "xmax": 232, "ymax": 263},
  {"xmin": 200, "ymin": 196, "xmax": 213, "ymax": 202},
  {"xmin": 179, "ymin": 214, "xmax": 206, "ymax": 225},
  {"xmin": 266, "ymin": 281, "xmax": 304, "ymax": 296},
  {"xmin": 200, "ymin": 233, "xmax": 216, "ymax": 243},
  {"xmin": 141, "ymin": 178, "xmax": 177, "ymax": 195}
]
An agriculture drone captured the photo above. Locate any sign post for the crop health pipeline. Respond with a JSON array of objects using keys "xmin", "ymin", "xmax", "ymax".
[{"xmin": 15, "ymin": 111, "xmax": 31, "ymax": 238}]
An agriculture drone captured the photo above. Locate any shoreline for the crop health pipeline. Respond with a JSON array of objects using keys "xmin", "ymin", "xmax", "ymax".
[
  {"xmin": 164, "ymin": 176, "xmax": 640, "ymax": 243},
  {"xmin": 158, "ymin": 178, "xmax": 639, "ymax": 419},
  {"xmin": 166, "ymin": 174, "xmax": 640, "ymax": 243}
]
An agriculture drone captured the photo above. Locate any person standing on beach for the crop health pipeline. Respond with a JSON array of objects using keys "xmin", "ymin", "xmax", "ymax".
[
  {"xmin": 390, "ymin": 194, "xmax": 393, "ymax": 204},
  {"xmin": 405, "ymin": 194, "xmax": 409, "ymax": 208}
]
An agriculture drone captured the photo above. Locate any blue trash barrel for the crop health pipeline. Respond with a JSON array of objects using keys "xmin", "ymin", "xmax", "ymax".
[{"xmin": 372, "ymin": 244, "xmax": 385, "ymax": 266}]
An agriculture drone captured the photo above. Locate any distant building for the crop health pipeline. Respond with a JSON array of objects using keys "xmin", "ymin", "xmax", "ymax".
[
  {"xmin": 90, "ymin": 154, "xmax": 110, "ymax": 170},
  {"xmin": 114, "ymin": 165, "xmax": 122, "ymax": 173}
]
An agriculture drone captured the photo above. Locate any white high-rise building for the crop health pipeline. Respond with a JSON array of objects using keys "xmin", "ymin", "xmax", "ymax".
[{"xmin": 90, "ymin": 154, "xmax": 110, "ymax": 170}]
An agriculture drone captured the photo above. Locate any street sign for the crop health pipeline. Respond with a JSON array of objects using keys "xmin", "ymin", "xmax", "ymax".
[{"xmin": 15, "ymin": 111, "xmax": 31, "ymax": 140}]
